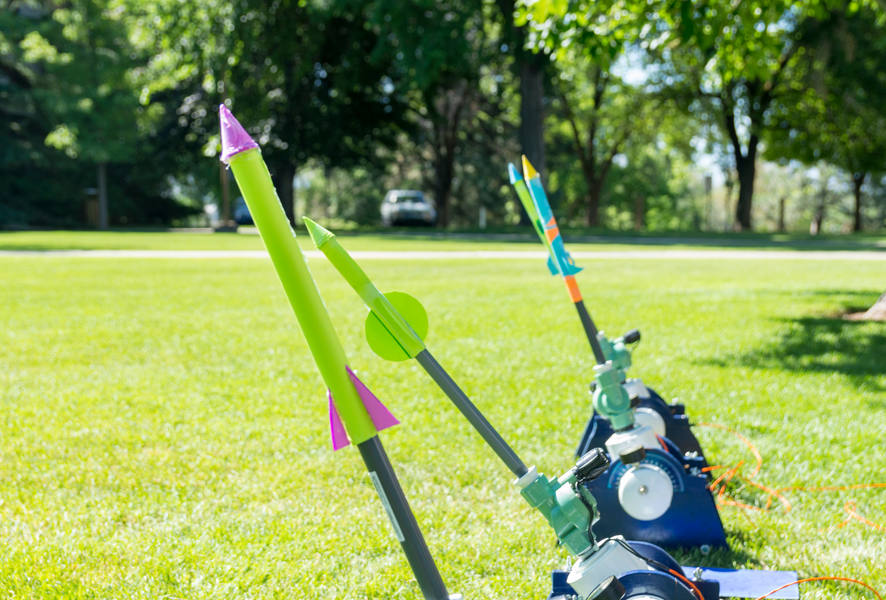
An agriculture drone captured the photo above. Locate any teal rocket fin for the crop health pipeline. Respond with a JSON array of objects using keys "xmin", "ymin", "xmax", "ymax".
[
  {"xmin": 562, "ymin": 252, "xmax": 583, "ymax": 275},
  {"xmin": 546, "ymin": 255, "xmax": 558, "ymax": 275}
]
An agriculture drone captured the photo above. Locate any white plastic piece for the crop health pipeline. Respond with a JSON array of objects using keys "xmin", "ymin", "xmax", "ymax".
[
  {"xmin": 618, "ymin": 464, "xmax": 674, "ymax": 521},
  {"xmin": 448, "ymin": 595, "xmax": 465, "ymax": 600},
  {"xmin": 605, "ymin": 424, "xmax": 660, "ymax": 458},
  {"xmin": 513, "ymin": 466, "xmax": 538, "ymax": 490},
  {"xmin": 634, "ymin": 407, "xmax": 666, "ymax": 437},
  {"xmin": 593, "ymin": 362, "xmax": 614, "ymax": 375},
  {"xmin": 567, "ymin": 537, "xmax": 652, "ymax": 597},
  {"xmin": 623, "ymin": 377, "xmax": 652, "ymax": 400}
]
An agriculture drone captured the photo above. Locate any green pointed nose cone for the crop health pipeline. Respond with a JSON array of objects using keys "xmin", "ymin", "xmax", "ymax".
[{"xmin": 303, "ymin": 217, "xmax": 335, "ymax": 249}]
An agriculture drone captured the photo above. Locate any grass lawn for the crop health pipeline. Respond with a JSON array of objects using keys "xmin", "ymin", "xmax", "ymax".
[
  {"xmin": 1, "ymin": 228, "xmax": 885, "ymax": 253},
  {"xmin": 0, "ymin": 234, "xmax": 884, "ymax": 598}
]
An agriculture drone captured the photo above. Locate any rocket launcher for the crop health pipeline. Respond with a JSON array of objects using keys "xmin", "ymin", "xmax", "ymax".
[
  {"xmin": 219, "ymin": 105, "xmax": 454, "ymax": 600},
  {"xmin": 305, "ymin": 219, "xmax": 619, "ymax": 566}
]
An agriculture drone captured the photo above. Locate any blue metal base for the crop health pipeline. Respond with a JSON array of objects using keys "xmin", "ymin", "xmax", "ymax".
[
  {"xmin": 547, "ymin": 542, "xmax": 718, "ymax": 600},
  {"xmin": 584, "ymin": 444, "xmax": 728, "ymax": 548},
  {"xmin": 577, "ymin": 386, "xmax": 706, "ymax": 459},
  {"xmin": 546, "ymin": 542, "xmax": 799, "ymax": 599}
]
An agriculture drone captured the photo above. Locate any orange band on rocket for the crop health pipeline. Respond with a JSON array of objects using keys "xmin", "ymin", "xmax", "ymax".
[{"xmin": 564, "ymin": 275, "xmax": 583, "ymax": 302}]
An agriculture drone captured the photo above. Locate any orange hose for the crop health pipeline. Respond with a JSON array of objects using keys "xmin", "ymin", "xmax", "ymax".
[
  {"xmin": 697, "ymin": 423, "xmax": 884, "ymax": 530},
  {"xmin": 755, "ymin": 576, "xmax": 883, "ymax": 600},
  {"xmin": 838, "ymin": 500, "xmax": 886, "ymax": 532},
  {"xmin": 669, "ymin": 568, "xmax": 705, "ymax": 600},
  {"xmin": 697, "ymin": 422, "xmax": 763, "ymax": 477}
]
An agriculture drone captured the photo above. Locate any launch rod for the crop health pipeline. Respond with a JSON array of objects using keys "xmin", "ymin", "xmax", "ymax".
[
  {"xmin": 304, "ymin": 218, "xmax": 528, "ymax": 479},
  {"xmin": 220, "ymin": 105, "xmax": 451, "ymax": 600},
  {"xmin": 415, "ymin": 349, "xmax": 528, "ymax": 478}
]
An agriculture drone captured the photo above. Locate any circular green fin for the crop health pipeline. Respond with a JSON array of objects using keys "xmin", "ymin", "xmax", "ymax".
[{"xmin": 364, "ymin": 291, "xmax": 429, "ymax": 361}]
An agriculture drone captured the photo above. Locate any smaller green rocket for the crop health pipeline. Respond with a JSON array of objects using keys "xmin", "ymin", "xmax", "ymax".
[
  {"xmin": 304, "ymin": 219, "xmax": 613, "ymax": 564},
  {"xmin": 304, "ymin": 217, "xmax": 528, "ymax": 478}
]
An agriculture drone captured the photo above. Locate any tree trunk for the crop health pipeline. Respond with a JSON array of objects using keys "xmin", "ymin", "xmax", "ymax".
[
  {"xmin": 778, "ymin": 197, "xmax": 786, "ymax": 233},
  {"xmin": 434, "ymin": 151, "xmax": 454, "ymax": 227},
  {"xmin": 734, "ymin": 150, "xmax": 756, "ymax": 231},
  {"xmin": 867, "ymin": 292, "xmax": 886, "ymax": 319},
  {"xmin": 634, "ymin": 195, "xmax": 644, "ymax": 231},
  {"xmin": 220, "ymin": 162, "xmax": 231, "ymax": 225},
  {"xmin": 847, "ymin": 291, "xmax": 886, "ymax": 321},
  {"xmin": 519, "ymin": 58, "xmax": 546, "ymax": 225},
  {"xmin": 271, "ymin": 161, "xmax": 297, "ymax": 226},
  {"xmin": 97, "ymin": 162, "xmax": 108, "ymax": 231},
  {"xmin": 810, "ymin": 185, "xmax": 826, "ymax": 235},
  {"xmin": 853, "ymin": 172, "xmax": 866, "ymax": 232},
  {"xmin": 585, "ymin": 180, "xmax": 602, "ymax": 227}
]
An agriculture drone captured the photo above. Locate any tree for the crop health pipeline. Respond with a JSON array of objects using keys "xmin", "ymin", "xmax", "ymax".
[
  {"xmin": 6, "ymin": 0, "xmax": 144, "ymax": 229},
  {"xmin": 518, "ymin": 1, "xmax": 670, "ymax": 226},
  {"xmin": 137, "ymin": 0, "xmax": 408, "ymax": 226},
  {"xmin": 765, "ymin": 7, "xmax": 886, "ymax": 232},
  {"xmin": 525, "ymin": 0, "xmax": 883, "ymax": 230},
  {"xmin": 365, "ymin": 0, "xmax": 493, "ymax": 227},
  {"xmin": 553, "ymin": 61, "xmax": 668, "ymax": 226},
  {"xmin": 494, "ymin": 0, "xmax": 550, "ymax": 212}
]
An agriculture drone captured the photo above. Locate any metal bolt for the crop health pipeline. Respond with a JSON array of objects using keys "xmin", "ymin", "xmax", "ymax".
[
  {"xmin": 693, "ymin": 567, "xmax": 704, "ymax": 581},
  {"xmin": 638, "ymin": 485, "xmax": 648, "ymax": 495}
]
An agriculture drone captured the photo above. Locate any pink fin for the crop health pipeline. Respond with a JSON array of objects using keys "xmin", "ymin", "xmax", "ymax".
[
  {"xmin": 329, "ymin": 390, "xmax": 350, "ymax": 451},
  {"xmin": 346, "ymin": 366, "xmax": 400, "ymax": 431}
]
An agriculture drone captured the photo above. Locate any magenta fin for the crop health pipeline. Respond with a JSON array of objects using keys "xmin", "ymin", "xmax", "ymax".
[
  {"xmin": 346, "ymin": 366, "xmax": 400, "ymax": 431},
  {"xmin": 328, "ymin": 390, "xmax": 351, "ymax": 451}
]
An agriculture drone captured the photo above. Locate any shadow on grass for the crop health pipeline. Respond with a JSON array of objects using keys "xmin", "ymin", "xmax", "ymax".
[{"xmin": 710, "ymin": 312, "xmax": 886, "ymax": 392}]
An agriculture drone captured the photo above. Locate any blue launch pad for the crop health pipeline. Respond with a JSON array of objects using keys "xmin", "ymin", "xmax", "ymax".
[
  {"xmin": 577, "ymin": 386, "xmax": 706, "ymax": 459},
  {"xmin": 548, "ymin": 565, "xmax": 799, "ymax": 599},
  {"xmin": 583, "ymin": 443, "xmax": 727, "ymax": 548},
  {"xmin": 681, "ymin": 567, "xmax": 800, "ymax": 599}
]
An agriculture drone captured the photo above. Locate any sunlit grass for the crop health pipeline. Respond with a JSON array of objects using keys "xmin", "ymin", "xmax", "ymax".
[
  {"xmin": 1, "ymin": 229, "xmax": 884, "ymax": 253},
  {"xmin": 0, "ymin": 239, "xmax": 883, "ymax": 598}
]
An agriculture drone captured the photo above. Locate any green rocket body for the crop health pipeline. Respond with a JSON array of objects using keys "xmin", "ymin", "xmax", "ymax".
[
  {"xmin": 220, "ymin": 105, "xmax": 452, "ymax": 600},
  {"xmin": 227, "ymin": 148, "xmax": 377, "ymax": 446}
]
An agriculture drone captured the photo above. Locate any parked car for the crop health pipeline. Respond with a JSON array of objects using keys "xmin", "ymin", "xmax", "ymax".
[
  {"xmin": 381, "ymin": 190, "xmax": 437, "ymax": 227},
  {"xmin": 233, "ymin": 197, "xmax": 253, "ymax": 225}
]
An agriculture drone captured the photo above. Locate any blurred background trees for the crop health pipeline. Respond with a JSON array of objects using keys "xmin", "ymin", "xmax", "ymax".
[{"xmin": 1, "ymin": 0, "xmax": 884, "ymax": 232}]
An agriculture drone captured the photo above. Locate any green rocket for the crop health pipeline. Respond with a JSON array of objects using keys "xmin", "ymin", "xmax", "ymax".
[
  {"xmin": 304, "ymin": 217, "xmax": 528, "ymax": 478},
  {"xmin": 510, "ymin": 157, "xmax": 638, "ymax": 432},
  {"xmin": 303, "ymin": 220, "xmax": 621, "ymax": 570},
  {"xmin": 219, "ymin": 105, "xmax": 454, "ymax": 600}
]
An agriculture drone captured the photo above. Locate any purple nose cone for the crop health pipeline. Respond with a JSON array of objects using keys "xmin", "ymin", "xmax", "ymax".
[{"xmin": 219, "ymin": 104, "xmax": 259, "ymax": 163}]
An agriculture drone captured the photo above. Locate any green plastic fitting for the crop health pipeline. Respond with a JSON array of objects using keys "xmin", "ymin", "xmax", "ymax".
[
  {"xmin": 515, "ymin": 467, "xmax": 599, "ymax": 558},
  {"xmin": 592, "ymin": 362, "xmax": 636, "ymax": 431},
  {"xmin": 596, "ymin": 332, "xmax": 632, "ymax": 382}
]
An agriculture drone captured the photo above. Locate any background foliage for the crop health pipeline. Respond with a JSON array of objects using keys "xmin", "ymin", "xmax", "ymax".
[{"xmin": 1, "ymin": 0, "xmax": 885, "ymax": 232}]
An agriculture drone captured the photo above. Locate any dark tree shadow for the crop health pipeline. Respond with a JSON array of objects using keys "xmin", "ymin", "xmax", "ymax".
[{"xmin": 708, "ymin": 313, "xmax": 886, "ymax": 393}]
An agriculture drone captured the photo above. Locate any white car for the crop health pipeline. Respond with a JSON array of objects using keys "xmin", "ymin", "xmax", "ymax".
[{"xmin": 381, "ymin": 190, "xmax": 437, "ymax": 227}]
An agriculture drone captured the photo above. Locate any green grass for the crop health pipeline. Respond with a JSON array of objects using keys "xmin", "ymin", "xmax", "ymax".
[
  {"xmin": 0, "ymin": 237, "xmax": 884, "ymax": 598},
  {"xmin": 1, "ymin": 228, "xmax": 884, "ymax": 253}
]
